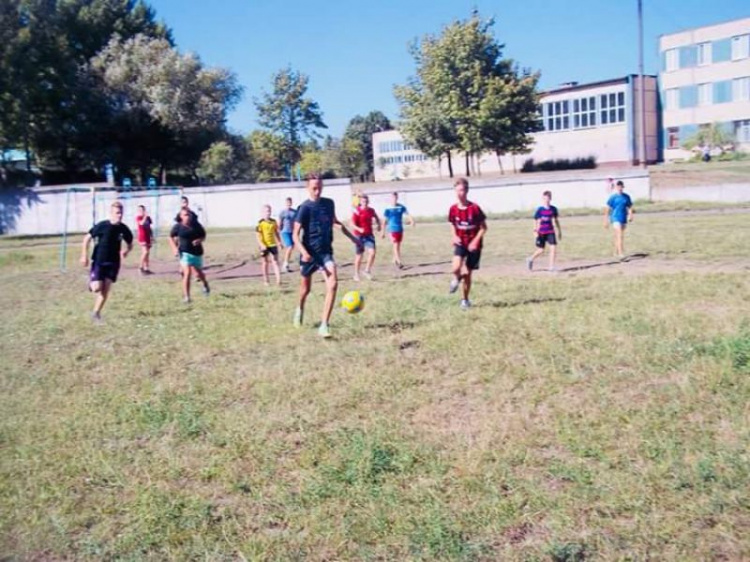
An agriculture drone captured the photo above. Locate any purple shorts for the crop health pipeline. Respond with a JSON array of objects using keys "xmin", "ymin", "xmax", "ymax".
[{"xmin": 90, "ymin": 262, "xmax": 120, "ymax": 283}]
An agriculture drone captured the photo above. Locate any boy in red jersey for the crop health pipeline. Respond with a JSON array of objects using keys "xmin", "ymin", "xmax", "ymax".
[
  {"xmin": 448, "ymin": 178, "xmax": 487, "ymax": 310},
  {"xmin": 135, "ymin": 205, "xmax": 154, "ymax": 274},
  {"xmin": 351, "ymin": 194, "xmax": 382, "ymax": 281}
]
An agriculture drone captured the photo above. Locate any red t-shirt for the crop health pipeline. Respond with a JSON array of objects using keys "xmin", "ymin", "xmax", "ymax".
[
  {"xmin": 136, "ymin": 215, "xmax": 152, "ymax": 244},
  {"xmin": 448, "ymin": 202, "xmax": 486, "ymax": 248},
  {"xmin": 352, "ymin": 207, "xmax": 377, "ymax": 237}
]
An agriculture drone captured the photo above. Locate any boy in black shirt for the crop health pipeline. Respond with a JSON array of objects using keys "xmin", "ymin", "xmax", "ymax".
[
  {"xmin": 169, "ymin": 208, "xmax": 210, "ymax": 303},
  {"xmin": 293, "ymin": 175, "xmax": 361, "ymax": 338},
  {"xmin": 80, "ymin": 201, "xmax": 133, "ymax": 321}
]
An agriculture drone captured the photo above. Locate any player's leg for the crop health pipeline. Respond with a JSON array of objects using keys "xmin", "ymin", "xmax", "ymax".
[
  {"xmin": 193, "ymin": 265, "xmax": 210, "ymax": 295},
  {"xmin": 93, "ymin": 278, "xmax": 112, "ymax": 318},
  {"xmin": 320, "ymin": 263, "xmax": 338, "ymax": 337},
  {"xmin": 450, "ymin": 252, "xmax": 464, "ymax": 293},
  {"xmin": 614, "ymin": 224, "xmax": 625, "ymax": 257},
  {"xmin": 462, "ymin": 269, "xmax": 472, "ymax": 303},
  {"xmin": 181, "ymin": 263, "xmax": 192, "ymax": 302},
  {"xmin": 283, "ymin": 237, "xmax": 294, "ymax": 271},
  {"xmin": 365, "ymin": 244, "xmax": 376, "ymax": 278},
  {"xmin": 143, "ymin": 245, "xmax": 151, "ymax": 272},
  {"xmin": 548, "ymin": 241, "xmax": 557, "ymax": 270},
  {"xmin": 527, "ymin": 237, "xmax": 545, "ymax": 270},
  {"xmin": 261, "ymin": 252, "xmax": 270, "ymax": 285},
  {"xmin": 394, "ymin": 239, "xmax": 402, "ymax": 267},
  {"xmin": 295, "ymin": 268, "xmax": 312, "ymax": 327},
  {"xmin": 271, "ymin": 250, "xmax": 281, "ymax": 285},
  {"xmin": 353, "ymin": 241, "xmax": 363, "ymax": 281}
]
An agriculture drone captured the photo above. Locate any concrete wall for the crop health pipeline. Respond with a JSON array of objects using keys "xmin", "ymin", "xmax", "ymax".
[
  {"xmin": 652, "ymin": 183, "xmax": 750, "ymax": 203},
  {"xmin": 361, "ymin": 171, "xmax": 651, "ymax": 218},
  {"xmin": 0, "ymin": 179, "xmax": 352, "ymax": 236}
]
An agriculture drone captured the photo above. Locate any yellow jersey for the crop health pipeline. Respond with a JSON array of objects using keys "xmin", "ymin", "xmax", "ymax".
[{"xmin": 256, "ymin": 218, "xmax": 279, "ymax": 247}]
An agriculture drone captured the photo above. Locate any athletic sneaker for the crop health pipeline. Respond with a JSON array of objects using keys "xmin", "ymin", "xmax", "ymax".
[
  {"xmin": 460, "ymin": 299, "xmax": 471, "ymax": 310},
  {"xmin": 202, "ymin": 283, "xmax": 210, "ymax": 296},
  {"xmin": 526, "ymin": 257, "xmax": 533, "ymax": 271},
  {"xmin": 449, "ymin": 277, "xmax": 460, "ymax": 294},
  {"xmin": 283, "ymin": 262, "xmax": 291, "ymax": 273},
  {"xmin": 318, "ymin": 323, "xmax": 332, "ymax": 338},
  {"xmin": 183, "ymin": 297, "xmax": 191, "ymax": 304},
  {"xmin": 363, "ymin": 270, "xmax": 372, "ymax": 280},
  {"xmin": 91, "ymin": 311, "xmax": 103, "ymax": 324},
  {"xmin": 293, "ymin": 307, "xmax": 303, "ymax": 328},
  {"xmin": 353, "ymin": 273, "xmax": 361, "ymax": 282}
]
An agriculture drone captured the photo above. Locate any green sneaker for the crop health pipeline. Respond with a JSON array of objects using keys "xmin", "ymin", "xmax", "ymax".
[
  {"xmin": 293, "ymin": 307, "xmax": 303, "ymax": 328},
  {"xmin": 318, "ymin": 323, "xmax": 332, "ymax": 339}
]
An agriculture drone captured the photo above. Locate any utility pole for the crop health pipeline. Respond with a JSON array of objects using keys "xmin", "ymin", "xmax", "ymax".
[{"xmin": 638, "ymin": 0, "xmax": 648, "ymax": 168}]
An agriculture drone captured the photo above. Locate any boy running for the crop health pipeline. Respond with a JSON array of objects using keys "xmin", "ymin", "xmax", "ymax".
[
  {"xmin": 604, "ymin": 180, "xmax": 634, "ymax": 258},
  {"xmin": 278, "ymin": 197, "xmax": 297, "ymax": 272},
  {"xmin": 382, "ymin": 191, "xmax": 415, "ymax": 268},
  {"xmin": 351, "ymin": 194, "xmax": 381, "ymax": 281},
  {"xmin": 448, "ymin": 178, "xmax": 487, "ymax": 310},
  {"xmin": 169, "ymin": 208, "xmax": 210, "ymax": 303},
  {"xmin": 293, "ymin": 175, "xmax": 361, "ymax": 338},
  {"xmin": 80, "ymin": 201, "xmax": 133, "ymax": 322},
  {"xmin": 526, "ymin": 190, "xmax": 562, "ymax": 272},
  {"xmin": 256, "ymin": 204, "xmax": 282, "ymax": 286},
  {"xmin": 135, "ymin": 204, "xmax": 154, "ymax": 274}
]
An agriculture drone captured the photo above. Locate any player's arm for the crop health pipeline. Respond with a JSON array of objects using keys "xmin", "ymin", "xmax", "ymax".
[
  {"xmin": 467, "ymin": 220, "xmax": 487, "ymax": 252},
  {"xmin": 334, "ymin": 213, "xmax": 361, "ymax": 246},
  {"xmin": 293, "ymin": 221, "xmax": 310, "ymax": 261},
  {"xmin": 256, "ymin": 228, "xmax": 266, "ymax": 250},
  {"xmin": 627, "ymin": 201, "xmax": 634, "ymax": 222},
  {"xmin": 122, "ymin": 228, "xmax": 134, "ymax": 258},
  {"xmin": 603, "ymin": 205, "xmax": 610, "ymax": 229},
  {"xmin": 193, "ymin": 226, "xmax": 206, "ymax": 247},
  {"xmin": 554, "ymin": 216, "xmax": 562, "ymax": 240},
  {"xmin": 374, "ymin": 211, "xmax": 382, "ymax": 232},
  {"xmin": 534, "ymin": 218, "xmax": 541, "ymax": 234},
  {"xmin": 274, "ymin": 224, "xmax": 282, "ymax": 248},
  {"xmin": 408, "ymin": 213, "xmax": 415, "ymax": 228},
  {"xmin": 349, "ymin": 214, "xmax": 362, "ymax": 236},
  {"xmin": 80, "ymin": 233, "xmax": 92, "ymax": 266},
  {"xmin": 168, "ymin": 225, "xmax": 180, "ymax": 256}
]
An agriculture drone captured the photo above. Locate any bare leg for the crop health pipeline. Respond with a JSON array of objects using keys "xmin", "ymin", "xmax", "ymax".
[
  {"xmin": 321, "ymin": 265, "xmax": 339, "ymax": 325},
  {"xmin": 354, "ymin": 252, "xmax": 363, "ymax": 279},
  {"xmin": 143, "ymin": 247, "xmax": 150, "ymax": 271},
  {"xmin": 182, "ymin": 265, "xmax": 191, "ymax": 300},
  {"xmin": 451, "ymin": 255, "xmax": 464, "ymax": 282},
  {"xmin": 529, "ymin": 247, "xmax": 544, "ymax": 263},
  {"xmin": 462, "ymin": 267, "xmax": 472, "ymax": 301},
  {"xmin": 93, "ymin": 279, "xmax": 112, "ymax": 315},
  {"xmin": 393, "ymin": 241, "xmax": 402, "ymax": 265},
  {"xmin": 298, "ymin": 275, "xmax": 311, "ymax": 311},
  {"xmin": 284, "ymin": 245, "xmax": 294, "ymax": 266},
  {"xmin": 548, "ymin": 244, "xmax": 557, "ymax": 269},
  {"xmin": 271, "ymin": 256, "xmax": 281, "ymax": 285},
  {"xmin": 261, "ymin": 255, "xmax": 270, "ymax": 284},
  {"xmin": 614, "ymin": 227, "xmax": 625, "ymax": 257},
  {"xmin": 365, "ymin": 248, "xmax": 376, "ymax": 273},
  {"xmin": 193, "ymin": 266, "xmax": 208, "ymax": 291}
]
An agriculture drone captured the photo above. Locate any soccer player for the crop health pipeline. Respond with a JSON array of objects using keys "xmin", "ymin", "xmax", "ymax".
[
  {"xmin": 293, "ymin": 175, "xmax": 361, "ymax": 338},
  {"xmin": 256, "ymin": 204, "xmax": 282, "ymax": 286},
  {"xmin": 448, "ymin": 178, "xmax": 487, "ymax": 310},
  {"xmin": 604, "ymin": 180, "xmax": 634, "ymax": 258},
  {"xmin": 381, "ymin": 191, "xmax": 415, "ymax": 269},
  {"xmin": 278, "ymin": 197, "xmax": 297, "ymax": 272},
  {"xmin": 135, "ymin": 204, "xmax": 154, "ymax": 274},
  {"xmin": 174, "ymin": 195, "xmax": 199, "ymax": 224},
  {"xmin": 169, "ymin": 208, "xmax": 209, "ymax": 303},
  {"xmin": 351, "ymin": 194, "xmax": 381, "ymax": 281},
  {"xmin": 80, "ymin": 200, "xmax": 133, "ymax": 322},
  {"xmin": 526, "ymin": 190, "xmax": 562, "ymax": 272}
]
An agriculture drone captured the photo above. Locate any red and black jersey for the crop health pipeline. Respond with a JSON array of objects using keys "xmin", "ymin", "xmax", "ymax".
[{"xmin": 448, "ymin": 202, "xmax": 486, "ymax": 248}]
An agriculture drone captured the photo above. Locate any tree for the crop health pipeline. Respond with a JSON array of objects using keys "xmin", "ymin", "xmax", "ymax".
[
  {"xmin": 682, "ymin": 123, "xmax": 735, "ymax": 155},
  {"xmin": 395, "ymin": 12, "xmax": 540, "ymax": 177},
  {"xmin": 197, "ymin": 135, "xmax": 252, "ymax": 185},
  {"xmin": 342, "ymin": 111, "xmax": 392, "ymax": 181},
  {"xmin": 247, "ymin": 130, "xmax": 286, "ymax": 181},
  {"xmin": 255, "ymin": 67, "xmax": 327, "ymax": 174}
]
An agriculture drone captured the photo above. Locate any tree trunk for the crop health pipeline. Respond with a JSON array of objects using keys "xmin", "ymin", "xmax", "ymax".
[
  {"xmin": 512, "ymin": 154, "xmax": 517, "ymax": 174},
  {"xmin": 496, "ymin": 150, "xmax": 504, "ymax": 175},
  {"xmin": 160, "ymin": 164, "xmax": 166, "ymax": 186},
  {"xmin": 464, "ymin": 152, "xmax": 470, "ymax": 177},
  {"xmin": 446, "ymin": 151, "xmax": 453, "ymax": 178}
]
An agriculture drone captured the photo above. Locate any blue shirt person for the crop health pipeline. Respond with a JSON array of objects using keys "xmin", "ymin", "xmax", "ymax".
[
  {"xmin": 381, "ymin": 192, "xmax": 415, "ymax": 269},
  {"xmin": 604, "ymin": 180, "xmax": 634, "ymax": 258}
]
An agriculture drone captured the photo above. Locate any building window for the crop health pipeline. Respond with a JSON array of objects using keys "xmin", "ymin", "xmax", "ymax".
[
  {"xmin": 665, "ymin": 48, "xmax": 679, "ymax": 71},
  {"xmin": 545, "ymin": 100, "xmax": 570, "ymax": 132},
  {"xmin": 667, "ymin": 127, "xmax": 680, "ymax": 149},
  {"xmin": 698, "ymin": 83, "xmax": 712, "ymax": 106},
  {"xmin": 736, "ymin": 120, "xmax": 750, "ymax": 143},
  {"xmin": 731, "ymin": 34, "xmax": 750, "ymax": 61},
  {"xmin": 665, "ymin": 88, "xmax": 679, "ymax": 110},
  {"xmin": 600, "ymin": 91, "xmax": 626, "ymax": 125},
  {"xmin": 572, "ymin": 96, "xmax": 597, "ymax": 129},
  {"xmin": 713, "ymin": 80, "xmax": 733, "ymax": 104},
  {"xmin": 732, "ymin": 77, "xmax": 750, "ymax": 102},
  {"xmin": 697, "ymin": 42, "xmax": 712, "ymax": 66}
]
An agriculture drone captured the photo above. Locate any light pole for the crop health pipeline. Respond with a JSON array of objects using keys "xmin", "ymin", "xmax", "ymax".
[{"xmin": 638, "ymin": 0, "xmax": 648, "ymax": 168}]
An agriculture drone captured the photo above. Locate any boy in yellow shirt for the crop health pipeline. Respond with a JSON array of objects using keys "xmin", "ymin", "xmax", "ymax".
[{"xmin": 256, "ymin": 204, "xmax": 282, "ymax": 286}]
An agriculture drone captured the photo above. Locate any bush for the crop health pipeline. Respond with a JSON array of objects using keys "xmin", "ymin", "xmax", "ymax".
[{"xmin": 521, "ymin": 156, "xmax": 597, "ymax": 173}]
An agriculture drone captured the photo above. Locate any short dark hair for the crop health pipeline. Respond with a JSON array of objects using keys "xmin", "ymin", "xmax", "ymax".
[
  {"xmin": 454, "ymin": 177, "xmax": 469, "ymax": 189},
  {"xmin": 181, "ymin": 196, "xmax": 189, "ymax": 203},
  {"xmin": 616, "ymin": 180, "xmax": 624, "ymax": 187},
  {"xmin": 306, "ymin": 173, "xmax": 321, "ymax": 183},
  {"xmin": 542, "ymin": 190, "xmax": 552, "ymax": 197},
  {"xmin": 286, "ymin": 197, "xmax": 292, "ymax": 203},
  {"xmin": 392, "ymin": 191, "xmax": 399, "ymax": 197},
  {"xmin": 137, "ymin": 204, "xmax": 146, "ymax": 210}
]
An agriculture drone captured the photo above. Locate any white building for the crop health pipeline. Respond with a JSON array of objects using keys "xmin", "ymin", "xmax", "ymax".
[
  {"xmin": 373, "ymin": 75, "xmax": 659, "ymax": 182},
  {"xmin": 659, "ymin": 17, "xmax": 750, "ymax": 161}
]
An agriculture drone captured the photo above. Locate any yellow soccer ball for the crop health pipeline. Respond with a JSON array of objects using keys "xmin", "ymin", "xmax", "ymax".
[{"xmin": 341, "ymin": 290, "xmax": 365, "ymax": 313}]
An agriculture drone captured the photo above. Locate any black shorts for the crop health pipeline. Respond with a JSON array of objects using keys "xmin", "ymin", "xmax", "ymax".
[
  {"xmin": 453, "ymin": 245, "xmax": 481, "ymax": 270},
  {"xmin": 261, "ymin": 246, "xmax": 279, "ymax": 258},
  {"xmin": 90, "ymin": 261, "xmax": 120, "ymax": 283},
  {"xmin": 300, "ymin": 251, "xmax": 335, "ymax": 278},
  {"xmin": 535, "ymin": 233, "xmax": 557, "ymax": 248}
]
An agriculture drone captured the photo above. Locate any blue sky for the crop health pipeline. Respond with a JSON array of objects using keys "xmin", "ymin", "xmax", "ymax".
[{"xmin": 149, "ymin": 0, "xmax": 749, "ymax": 138}]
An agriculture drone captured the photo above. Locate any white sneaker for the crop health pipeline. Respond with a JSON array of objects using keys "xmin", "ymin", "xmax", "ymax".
[
  {"xmin": 449, "ymin": 277, "xmax": 460, "ymax": 294},
  {"xmin": 363, "ymin": 270, "xmax": 372, "ymax": 280},
  {"xmin": 460, "ymin": 299, "xmax": 471, "ymax": 310},
  {"xmin": 353, "ymin": 273, "xmax": 361, "ymax": 282},
  {"xmin": 526, "ymin": 257, "xmax": 533, "ymax": 271}
]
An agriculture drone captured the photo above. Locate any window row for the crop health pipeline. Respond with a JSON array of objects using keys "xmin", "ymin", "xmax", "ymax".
[
  {"xmin": 382, "ymin": 154, "xmax": 428, "ymax": 165},
  {"xmin": 378, "ymin": 140, "xmax": 414, "ymax": 153},
  {"xmin": 663, "ymin": 34, "xmax": 750, "ymax": 72},
  {"xmin": 542, "ymin": 91, "xmax": 626, "ymax": 132},
  {"xmin": 666, "ymin": 120, "xmax": 750, "ymax": 149},
  {"xmin": 665, "ymin": 77, "xmax": 750, "ymax": 110}
]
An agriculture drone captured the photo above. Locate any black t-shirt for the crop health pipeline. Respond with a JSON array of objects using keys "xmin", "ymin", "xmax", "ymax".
[
  {"xmin": 174, "ymin": 208, "xmax": 199, "ymax": 224},
  {"xmin": 170, "ymin": 222, "xmax": 206, "ymax": 256},
  {"xmin": 295, "ymin": 197, "xmax": 335, "ymax": 255},
  {"xmin": 89, "ymin": 220, "xmax": 133, "ymax": 264}
]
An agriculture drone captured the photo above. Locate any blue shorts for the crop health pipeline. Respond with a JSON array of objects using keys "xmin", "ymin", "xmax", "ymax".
[
  {"xmin": 356, "ymin": 235, "xmax": 376, "ymax": 255},
  {"xmin": 180, "ymin": 253, "xmax": 204, "ymax": 268},
  {"xmin": 300, "ymin": 252, "xmax": 335, "ymax": 278},
  {"xmin": 281, "ymin": 232, "xmax": 294, "ymax": 247}
]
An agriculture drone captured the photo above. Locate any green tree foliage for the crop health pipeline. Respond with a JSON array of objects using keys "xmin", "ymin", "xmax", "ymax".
[
  {"xmin": 342, "ymin": 111, "xmax": 392, "ymax": 181},
  {"xmin": 682, "ymin": 123, "xmax": 736, "ymax": 154},
  {"xmin": 197, "ymin": 138, "xmax": 252, "ymax": 185},
  {"xmin": 255, "ymin": 67, "xmax": 327, "ymax": 173},
  {"xmin": 247, "ymin": 130, "xmax": 286, "ymax": 182},
  {"xmin": 395, "ymin": 13, "xmax": 541, "ymax": 177}
]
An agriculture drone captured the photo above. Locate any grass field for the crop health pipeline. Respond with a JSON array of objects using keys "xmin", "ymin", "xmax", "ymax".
[{"xmin": 1, "ymin": 211, "xmax": 749, "ymax": 560}]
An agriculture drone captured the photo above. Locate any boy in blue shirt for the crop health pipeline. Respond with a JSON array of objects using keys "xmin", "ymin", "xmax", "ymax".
[
  {"xmin": 604, "ymin": 180, "xmax": 634, "ymax": 258},
  {"xmin": 278, "ymin": 197, "xmax": 297, "ymax": 272},
  {"xmin": 381, "ymin": 192, "xmax": 415, "ymax": 269}
]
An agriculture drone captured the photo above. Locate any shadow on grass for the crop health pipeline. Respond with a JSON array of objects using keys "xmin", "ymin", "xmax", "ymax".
[
  {"xmin": 560, "ymin": 252, "xmax": 649, "ymax": 273},
  {"xmin": 479, "ymin": 296, "xmax": 567, "ymax": 309},
  {"xmin": 366, "ymin": 321, "xmax": 419, "ymax": 333}
]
